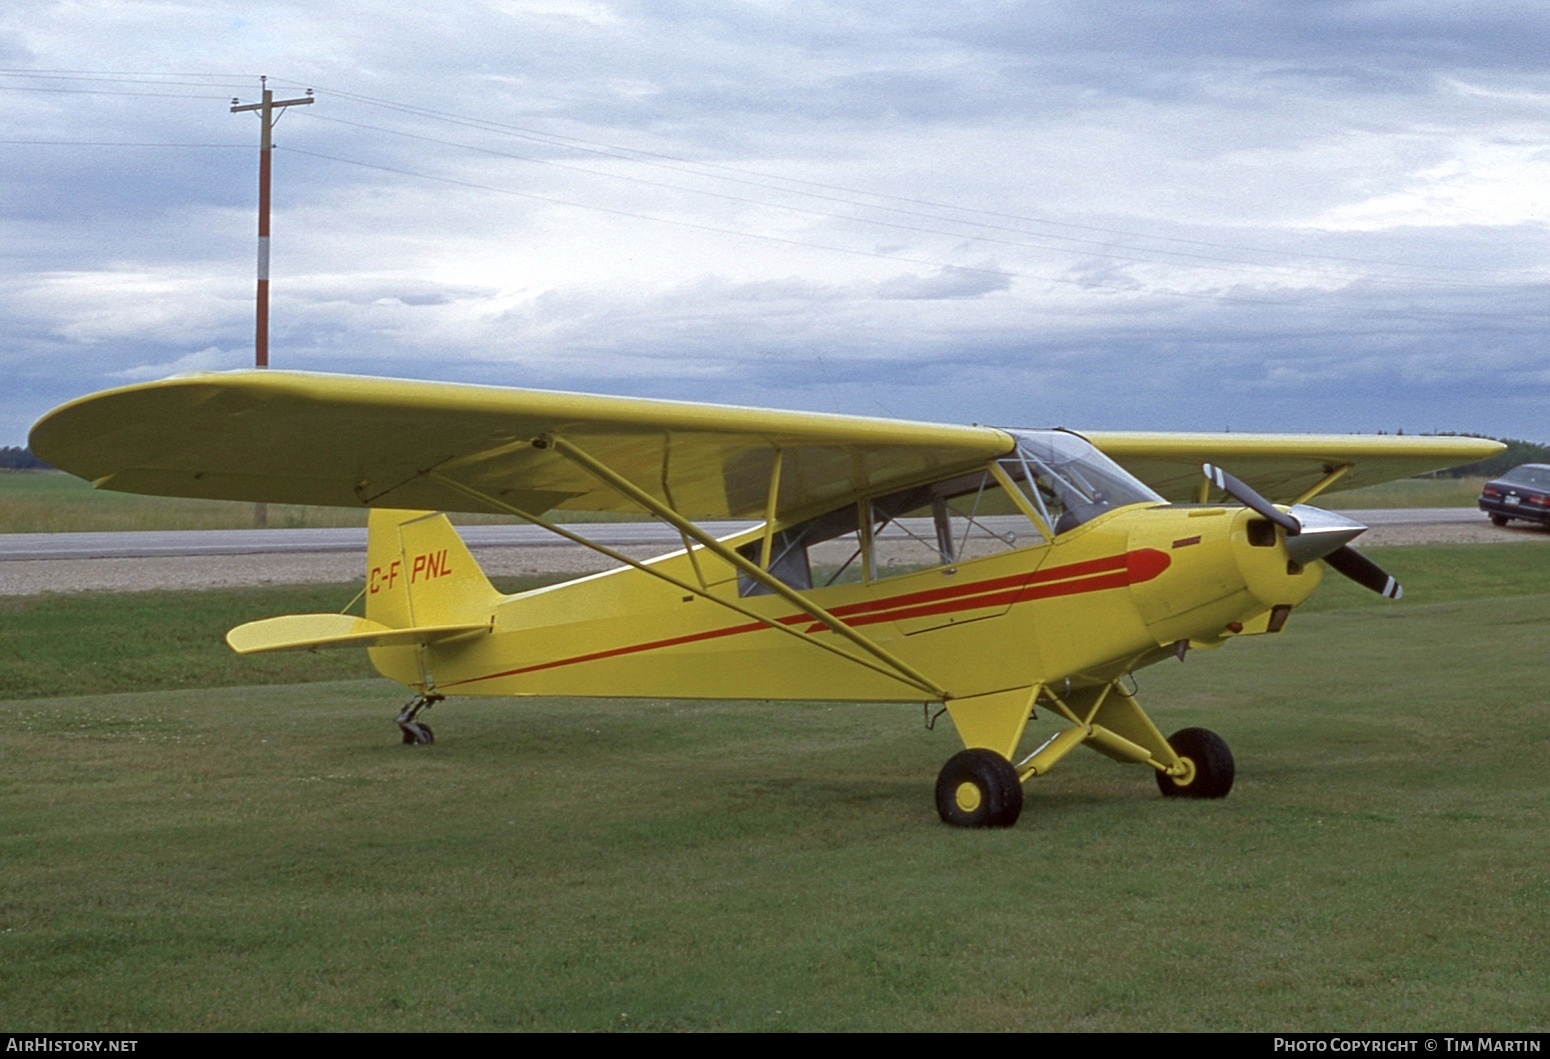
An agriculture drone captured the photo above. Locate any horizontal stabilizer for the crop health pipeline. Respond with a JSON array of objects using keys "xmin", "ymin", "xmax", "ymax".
[{"xmin": 226, "ymin": 613, "xmax": 491, "ymax": 655}]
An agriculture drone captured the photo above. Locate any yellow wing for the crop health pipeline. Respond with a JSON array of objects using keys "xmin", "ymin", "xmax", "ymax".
[
  {"xmin": 29, "ymin": 370, "xmax": 1012, "ymax": 521},
  {"xmin": 30, "ymin": 371, "xmax": 1501, "ymax": 519},
  {"xmin": 1083, "ymin": 431, "xmax": 1502, "ymax": 504}
]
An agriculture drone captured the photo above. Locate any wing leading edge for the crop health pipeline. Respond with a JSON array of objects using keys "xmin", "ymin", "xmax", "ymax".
[
  {"xmin": 1083, "ymin": 431, "xmax": 1503, "ymax": 504},
  {"xmin": 30, "ymin": 371, "xmax": 1503, "ymax": 520},
  {"xmin": 29, "ymin": 370, "xmax": 1013, "ymax": 523}
]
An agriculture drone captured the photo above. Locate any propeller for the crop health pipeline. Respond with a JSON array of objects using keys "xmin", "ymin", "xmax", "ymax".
[
  {"xmin": 1203, "ymin": 464, "xmax": 1300, "ymax": 536},
  {"xmin": 1201, "ymin": 464, "xmax": 1403, "ymax": 600},
  {"xmin": 1324, "ymin": 544, "xmax": 1403, "ymax": 600}
]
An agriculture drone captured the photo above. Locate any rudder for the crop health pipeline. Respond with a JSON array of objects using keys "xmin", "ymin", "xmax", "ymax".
[{"xmin": 366, "ymin": 508, "xmax": 503, "ymax": 629}]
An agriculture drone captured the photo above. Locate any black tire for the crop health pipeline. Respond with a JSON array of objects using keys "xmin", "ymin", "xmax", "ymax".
[
  {"xmin": 1156, "ymin": 727, "xmax": 1234, "ymax": 799},
  {"xmin": 1490, "ymin": 514, "xmax": 1509, "ymax": 527},
  {"xmin": 400, "ymin": 722, "xmax": 434, "ymax": 746},
  {"xmin": 935, "ymin": 748, "xmax": 1023, "ymax": 828}
]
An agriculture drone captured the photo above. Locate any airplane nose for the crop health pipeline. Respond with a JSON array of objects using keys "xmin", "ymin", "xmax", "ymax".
[
  {"xmin": 1203, "ymin": 464, "xmax": 1404, "ymax": 601},
  {"xmin": 1283, "ymin": 505, "xmax": 1368, "ymax": 564}
]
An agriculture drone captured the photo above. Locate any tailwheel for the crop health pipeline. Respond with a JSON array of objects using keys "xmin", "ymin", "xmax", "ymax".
[
  {"xmin": 935, "ymin": 748, "xmax": 1023, "ymax": 828},
  {"xmin": 396, "ymin": 693, "xmax": 442, "ymax": 746},
  {"xmin": 1157, "ymin": 727, "xmax": 1234, "ymax": 799}
]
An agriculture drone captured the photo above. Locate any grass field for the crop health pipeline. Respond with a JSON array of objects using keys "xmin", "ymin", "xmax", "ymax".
[
  {"xmin": 1318, "ymin": 475, "xmax": 1490, "ymax": 509},
  {"xmin": 0, "ymin": 469, "xmax": 1494, "ymax": 534},
  {"xmin": 0, "ymin": 470, "xmax": 370, "ymax": 532},
  {"xmin": 1, "ymin": 544, "xmax": 1546, "ymax": 1030},
  {"xmin": 0, "ymin": 471, "xmax": 636, "ymax": 533},
  {"xmin": 0, "ymin": 575, "xmax": 566, "ymax": 701}
]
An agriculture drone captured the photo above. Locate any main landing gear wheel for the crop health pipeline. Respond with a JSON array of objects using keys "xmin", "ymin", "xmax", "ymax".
[
  {"xmin": 935, "ymin": 748, "xmax": 1023, "ymax": 828},
  {"xmin": 1157, "ymin": 727, "xmax": 1234, "ymax": 799}
]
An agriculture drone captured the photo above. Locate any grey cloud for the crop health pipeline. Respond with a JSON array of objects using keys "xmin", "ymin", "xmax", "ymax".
[
  {"xmin": 13, "ymin": 263, "xmax": 1550, "ymax": 444},
  {"xmin": 0, "ymin": 30, "xmax": 32, "ymax": 63},
  {"xmin": 0, "ymin": 147, "xmax": 252, "ymax": 233},
  {"xmin": 951, "ymin": 2, "xmax": 1550, "ymax": 79},
  {"xmin": 878, "ymin": 266, "xmax": 1011, "ymax": 300},
  {"xmin": 109, "ymin": 345, "xmax": 246, "ymax": 380}
]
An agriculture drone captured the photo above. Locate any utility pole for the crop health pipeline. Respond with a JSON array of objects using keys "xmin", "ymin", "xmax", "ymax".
[{"xmin": 232, "ymin": 76, "xmax": 312, "ymax": 526}]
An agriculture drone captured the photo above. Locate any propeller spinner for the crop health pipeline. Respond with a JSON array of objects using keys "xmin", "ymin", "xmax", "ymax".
[{"xmin": 1202, "ymin": 464, "xmax": 1402, "ymax": 600}]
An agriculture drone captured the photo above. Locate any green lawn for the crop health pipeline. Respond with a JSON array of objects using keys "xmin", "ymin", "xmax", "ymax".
[
  {"xmin": 0, "ymin": 545, "xmax": 1545, "ymax": 1030},
  {"xmin": 1320, "ymin": 475, "xmax": 1489, "ymax": 510},
  {"xmin": 0, "ymin": 469, "xmax": 370, "ymax": 532},
  {"xmin": 0, "ymin": 575, "xmax": 566, "ymax": 700},
  {"xmin": 0, "ymin": 471, "xmax": 639, "ymax": 532}
]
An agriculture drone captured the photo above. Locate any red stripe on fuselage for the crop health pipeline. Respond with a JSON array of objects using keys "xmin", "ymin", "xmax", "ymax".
[{"xmin": 440, "ymin": 548, "xmax": 1170, "ymax": 688}]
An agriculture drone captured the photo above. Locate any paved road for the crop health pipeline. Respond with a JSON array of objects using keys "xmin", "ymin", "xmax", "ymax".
[
  {"xmin": 0, "ymin": 522, "xmax": 764, "ymax": 561},
  {"xmin": 0, "ymin": 507, "xmax": 1492, "ymax": 561}
]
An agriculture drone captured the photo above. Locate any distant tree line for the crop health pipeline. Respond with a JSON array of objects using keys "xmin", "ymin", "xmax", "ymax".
[{"xmin": 0, "ymin": 446, "xmax": 50, "ymax": 470}]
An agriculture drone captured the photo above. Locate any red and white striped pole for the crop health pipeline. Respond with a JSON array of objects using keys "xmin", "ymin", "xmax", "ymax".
[
  {"xmin": 232, "ymin": 77, "xmax": 312, "ymax": 370},
  {"xmin": 255, "ymin": 84, "xmax": 272, "ymax": 368},
  {"xmin": 231, "ymin": 78, "xmax": 312, "ymax": 526}
]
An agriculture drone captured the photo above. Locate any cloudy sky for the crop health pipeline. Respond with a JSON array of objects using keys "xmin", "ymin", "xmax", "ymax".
[{"xmin": 4, "ymin": 1, "xmax": 1549, "ymax": 447}]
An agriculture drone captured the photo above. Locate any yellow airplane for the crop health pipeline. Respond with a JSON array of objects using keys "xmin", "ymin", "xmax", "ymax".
[{"xmin": 29, "ymin": 371, "xmax": 1501, "ymax": 827}]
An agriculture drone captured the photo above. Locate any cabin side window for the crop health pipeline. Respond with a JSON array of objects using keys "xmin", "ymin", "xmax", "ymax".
[
  {"xmin": 735, "ymin": 464, "xmax": 1042, "ymax": 596},
  {"xmin": 735, "ymin": 503, "xmax": 863, "ymax": 596},
  {"xmin": 868, "ymin": 467, "xmax": 1040, "ymax": 580}
]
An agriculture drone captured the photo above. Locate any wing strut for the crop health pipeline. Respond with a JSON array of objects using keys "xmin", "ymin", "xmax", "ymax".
[
  {"xmin": 658, "ymin": 435, "xmax": 710, "ymax": 590},
  {"xmin": 757, "ymin": 447, "xmax": 784, "ymax": 570},
  {"xmin": 1291, "ymin": 463, "xmax": 1352, "ymax": 506},
  {"xmin": 541, "ymin": 435, "xmax": 953, "ymax": 701},
  {"xmin": 426, "ymin": 471, "xmax": 948, "ymax": 698}
]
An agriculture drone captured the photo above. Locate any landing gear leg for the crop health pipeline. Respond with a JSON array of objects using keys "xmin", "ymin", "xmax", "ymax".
[
  {"xmin": 397, "ymin": 693, "xmax": 443, "ymax": 746},
  {"xmin": 1041, "ymin": 682, "xmax": 1236, "ymax": 799}
]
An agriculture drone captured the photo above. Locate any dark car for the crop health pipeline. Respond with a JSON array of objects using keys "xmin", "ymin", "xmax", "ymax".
[{"xmin": 1478, "ymin": 463, "xmax": 1550, "ymax": 527}]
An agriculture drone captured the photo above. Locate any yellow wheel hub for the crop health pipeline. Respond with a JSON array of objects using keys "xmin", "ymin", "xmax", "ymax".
[
  {"xmin": 954, "ymin": 781, "xmax": 983, "ymax": 813},
  {"xmin": 1169, "ymin": 756, "xmax": 1197, "ymax": 788}
]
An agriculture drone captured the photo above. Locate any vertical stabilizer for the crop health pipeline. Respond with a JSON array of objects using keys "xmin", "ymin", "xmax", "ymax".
[{"xmin": 365, "ymin": 508, "xmax": 503, "ymax": 629}]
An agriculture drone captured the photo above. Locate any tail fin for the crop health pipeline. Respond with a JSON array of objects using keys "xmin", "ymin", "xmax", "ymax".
[{"xmin": 366, "ymin": 508, "xmax": 504, "ymax": 629}]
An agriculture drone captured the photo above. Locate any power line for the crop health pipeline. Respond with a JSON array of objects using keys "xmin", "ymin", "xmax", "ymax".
[
  {"xmin": 0, "ymin": 85, "xmax": 235, "ymax": 99},
  {"xmin": 287, "ymin": 79, "xmax": 1514, "ymax": 278},
  {"xmin": 9, "ymin": 67, "xmax": 1533, "ymax": 284},
  {"xmin": 278, "ymin": 144, "xmax": 1550, "ymax": 325},
  {"xmin": 0, "ymin": 68, "xmax": 255, "ymax": 78},
  {"xmin": 0, "ymin": 139, "xmax": 246, "ymax": 147},
  {"xmin": 7, "ymin": 67, "xmax": 1544, "ymax": 324},
  {"xmin": 303, "ymin": 111, "xmax": 1513, "ymax": 292}
]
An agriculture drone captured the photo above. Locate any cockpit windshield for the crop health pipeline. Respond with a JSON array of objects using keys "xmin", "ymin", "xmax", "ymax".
[
  {"xmin": 1002, "ymin": 429, "xmax": 1164, "ymax": 534},
  {"xmin": 732, "ymin": 428, "xmax": 1162, "ymax": 597}
]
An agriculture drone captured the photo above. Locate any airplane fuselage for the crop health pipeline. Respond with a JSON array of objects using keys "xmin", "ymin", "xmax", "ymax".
[{"xmin": 367, "ymin": 500, "xmax": 1322, "ymax": 707}]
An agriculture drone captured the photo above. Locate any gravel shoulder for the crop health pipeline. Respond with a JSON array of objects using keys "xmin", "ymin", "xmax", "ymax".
[
  {"xmin": 0, "ymin": 543, "xmax": 666, "ymax": 596},
  {"xmin": 2, "ymin": 518, "xmax": 1545, "ymax": 597}
]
